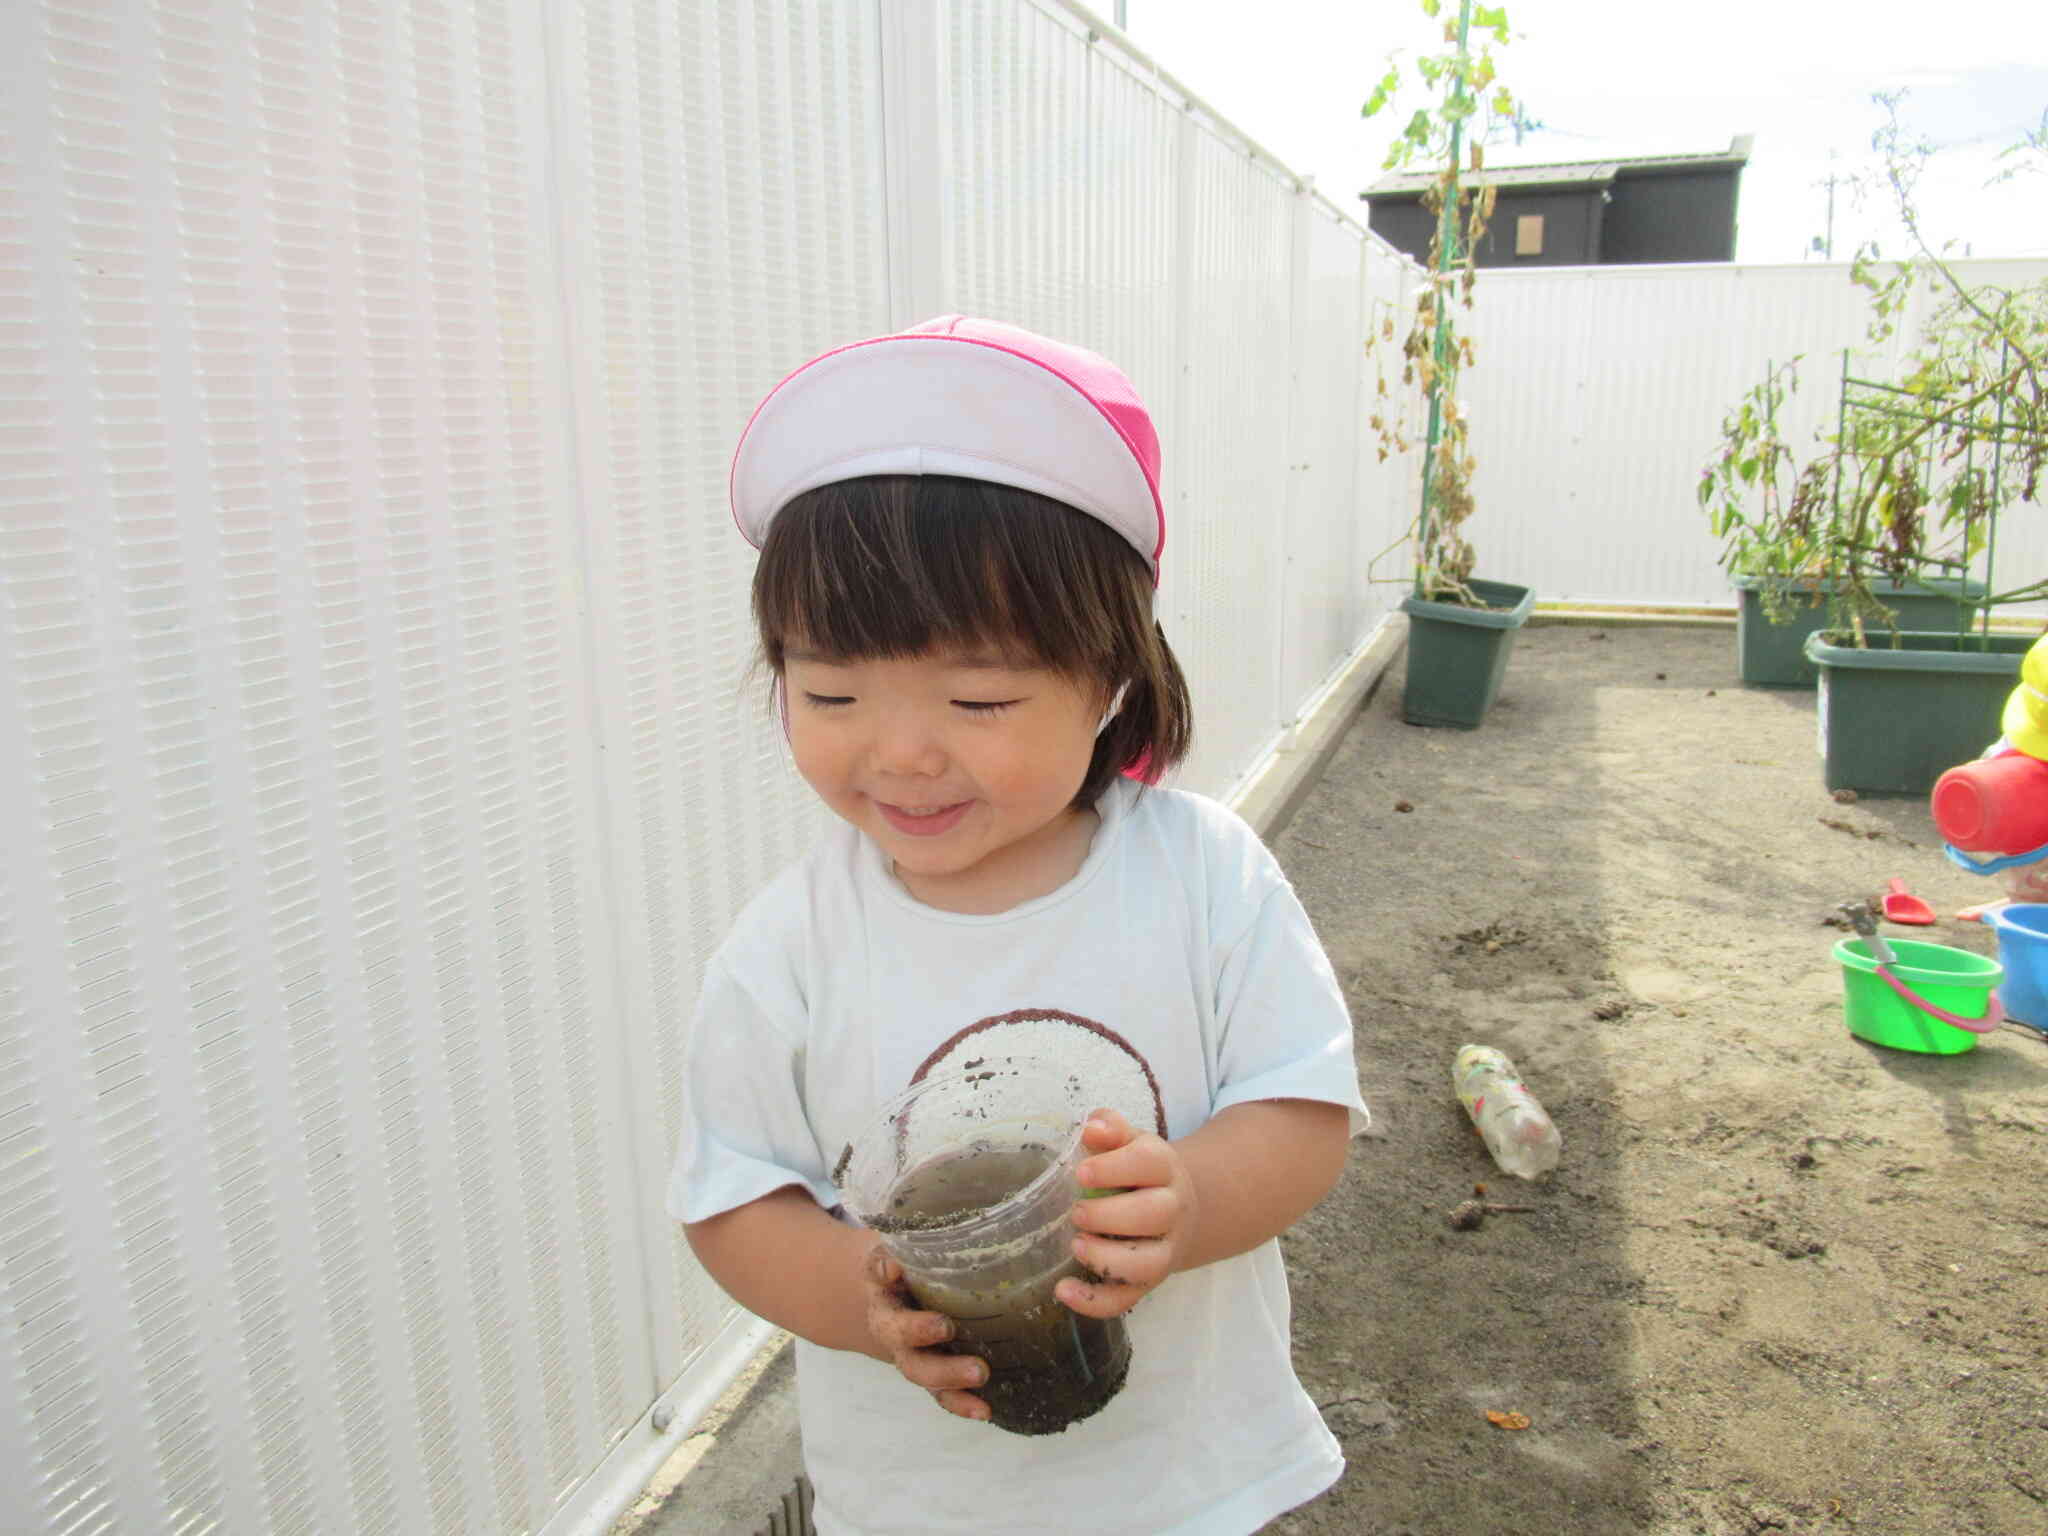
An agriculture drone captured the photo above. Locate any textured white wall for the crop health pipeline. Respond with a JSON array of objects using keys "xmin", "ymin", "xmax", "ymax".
[
  {"xmin": 0, "ymin": 2, "xmax": 1410, "ymax": 1533},
  {"xmin": 1463, "ymin": 259, "xmax": 2048, "ymax": 609}
]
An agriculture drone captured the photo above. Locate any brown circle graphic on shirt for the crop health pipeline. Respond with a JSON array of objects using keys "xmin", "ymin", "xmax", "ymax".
[{"xmin": 910, "ymin": 1007, "xmax": 1166, "ymax": 1136}]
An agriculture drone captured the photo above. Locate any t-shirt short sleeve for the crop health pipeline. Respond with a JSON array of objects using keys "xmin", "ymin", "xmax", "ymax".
[
  {"xmin": 1211, "ymin": 863, "xmax": 1370, "ymax": 1137},
  {"xmin": 667, "ymin": 953, "xmax": 838, "ymax": 1224}
]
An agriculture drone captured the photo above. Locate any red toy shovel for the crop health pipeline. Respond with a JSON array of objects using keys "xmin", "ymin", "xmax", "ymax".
[{"xmin": 1882, "ymin": 878, "xmax": 1936, "ymax": 925}]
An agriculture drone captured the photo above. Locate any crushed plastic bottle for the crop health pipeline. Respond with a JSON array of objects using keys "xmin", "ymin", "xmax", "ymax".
[{"xmin": 1452, "ymin": 1044, "xmax": 1561, "ymax": 1180}]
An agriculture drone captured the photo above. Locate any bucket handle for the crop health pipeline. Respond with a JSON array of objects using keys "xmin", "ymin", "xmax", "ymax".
[{"xmin": 1874, "ymin": 964, "xmax": 2006, "ymax": 1034}]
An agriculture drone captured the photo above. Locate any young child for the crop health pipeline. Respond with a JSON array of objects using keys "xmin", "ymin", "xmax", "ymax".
[{"xmin": 670, "ymin": 316, "xmax": 1369, "ymax": 1534}]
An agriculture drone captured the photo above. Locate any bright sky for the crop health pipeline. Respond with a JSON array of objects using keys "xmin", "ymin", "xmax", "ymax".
[{"xmin": 1121, "ymin": 0, "xmax": 2048, "ymax": 264}]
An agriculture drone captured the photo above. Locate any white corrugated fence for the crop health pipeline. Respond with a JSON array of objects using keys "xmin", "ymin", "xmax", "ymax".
[
  {"xmin": 1461, "ymin": 258, "xmax": 2048, "ymax": 608},
  {"xmin": 1, "ymin": 3, "xmax": 1411, "ymax": 1533}
]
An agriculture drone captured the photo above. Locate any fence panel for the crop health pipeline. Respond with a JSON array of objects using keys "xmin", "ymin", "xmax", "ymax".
[
  {"xmin": 545, "ymin": 0, "xmax": 890, "ymax": 1427},
  {"xmin": 1466, "ymin": 260, "xmax": 2048, "ymax": 608},
  {"xmin": 2, "ymin": 3, "xmax": 1407, "ymax": 1533},
  {"xmin": 2, "ymin": 2, "xmax": 652, "ymax": 1531}
]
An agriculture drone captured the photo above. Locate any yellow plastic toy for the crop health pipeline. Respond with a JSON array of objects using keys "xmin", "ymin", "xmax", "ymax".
[{"xmin": 1999, "ymin": 633, "xmax": 2048, "ymax": 761}]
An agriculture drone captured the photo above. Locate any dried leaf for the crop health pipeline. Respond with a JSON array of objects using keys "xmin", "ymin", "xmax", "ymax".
[{"xmin": 1485, "ymin": 1410, "xmax": 1532, "ymax": 1430}]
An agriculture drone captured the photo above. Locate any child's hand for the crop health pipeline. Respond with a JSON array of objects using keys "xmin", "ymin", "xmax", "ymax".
[
  {"xmin": 1059, "ymin": 1108, "xmax": 1197, "ymax": 1318},
  {"xmin": 861, "ymin": 1243, "xmax": 990, "ymax": 1423}
]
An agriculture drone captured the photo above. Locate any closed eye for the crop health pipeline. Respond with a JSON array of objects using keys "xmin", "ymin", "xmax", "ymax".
[
  {"xmin": 954, "ymin": 699, "xmax": 1022, "ymax": 714},
  {"xmin": 801, "ymin": 693, "xmax": 854, "ymax": 709}
]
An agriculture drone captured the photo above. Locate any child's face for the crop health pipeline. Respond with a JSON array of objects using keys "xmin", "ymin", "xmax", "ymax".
[{"xmin": 782, "ymin": 645, "xmax": 1107, "ymax": 908}]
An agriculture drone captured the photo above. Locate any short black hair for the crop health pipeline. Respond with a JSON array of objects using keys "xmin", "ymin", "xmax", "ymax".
[{"xmin": 752, "ymin": 475, "xmax": 1192, "ymax": 807}]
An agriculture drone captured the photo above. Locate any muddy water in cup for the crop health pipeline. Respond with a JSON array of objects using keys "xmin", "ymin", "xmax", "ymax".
[{"xmin": 877, "ymin": 1143, "xmax": 1130, "ymax": 1436}]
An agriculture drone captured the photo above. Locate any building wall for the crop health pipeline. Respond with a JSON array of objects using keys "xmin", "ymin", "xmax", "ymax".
[
  {"xmin": 1369, "ymin": 165, "xmax": 1744, "ymax": 268},
  {"xmin": 1367, "ymin": 187, "xmax": 1603, "ymax": 268},
  {"xmin": 1476, "ymin": 189, "xmax": 1603, "ymax": 266},
  {"xmin": 1603, "ymin": 169, "xmax": 1744, "ymax": 264},
  {"xmin": 1365, "ymin": 197, "xmax": 1438, "ymax": 263}
]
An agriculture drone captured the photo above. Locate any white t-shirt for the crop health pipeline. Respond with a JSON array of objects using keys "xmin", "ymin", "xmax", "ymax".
[{"xmin": 669, "ymin": 780, "xmax": 1368, "ymax": 1536}]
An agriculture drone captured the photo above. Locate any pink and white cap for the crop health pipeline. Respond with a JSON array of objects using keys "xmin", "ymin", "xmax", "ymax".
[{"xmin": 730, "ymin": 315, "xmax": 1165, "ymax": 578}]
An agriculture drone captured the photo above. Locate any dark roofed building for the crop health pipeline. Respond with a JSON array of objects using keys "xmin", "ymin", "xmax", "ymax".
[{"xmin": 1361, "ymin": 136, "xmax": 1751, "ymax": 268}]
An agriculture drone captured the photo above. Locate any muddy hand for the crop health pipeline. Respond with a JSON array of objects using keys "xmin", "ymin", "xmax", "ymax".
[
  {"xmin": 862, "ymin": 1245, "xmax": 989, "ymax": 1422},
  {"xmin": 1060, "ymin": 1108, "xmax": 1195, "ymax": 1319}
]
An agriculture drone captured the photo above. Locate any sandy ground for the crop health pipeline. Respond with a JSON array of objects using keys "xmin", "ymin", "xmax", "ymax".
[{"xmin": 1269, "ymin": 620, "xmax": 2048, "ymax": 1536}]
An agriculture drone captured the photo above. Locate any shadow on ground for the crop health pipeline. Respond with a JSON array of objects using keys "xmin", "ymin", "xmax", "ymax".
[
  {"xmin": 1272, "ymin": 622, "xmax": 1648, "ymax": 1533},
  {"xmin": 1268, "ymin": 620, "xmax": 2048, "ymax": 1535}
]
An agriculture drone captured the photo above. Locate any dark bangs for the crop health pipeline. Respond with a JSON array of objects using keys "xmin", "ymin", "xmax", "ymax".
[{"xmin": 752, "ymin": 475, "xmax": 1192, "ymax": 805}]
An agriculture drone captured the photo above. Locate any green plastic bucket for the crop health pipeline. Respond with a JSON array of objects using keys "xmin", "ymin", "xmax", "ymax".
[{"xmin": 1832, "ymin": 937, "xmax": 2002, "ymax": 1054}]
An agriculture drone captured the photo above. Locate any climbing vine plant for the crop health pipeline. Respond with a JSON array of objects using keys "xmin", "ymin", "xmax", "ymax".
[{"xmin": 1363, "ymin": 0, "xmax": 1524, "ymax": 605}]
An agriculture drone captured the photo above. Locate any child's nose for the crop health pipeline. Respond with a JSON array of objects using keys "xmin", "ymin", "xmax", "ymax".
[{"xmin": 870, "ymin": 712, "xmax": 947, "ymax": 776}]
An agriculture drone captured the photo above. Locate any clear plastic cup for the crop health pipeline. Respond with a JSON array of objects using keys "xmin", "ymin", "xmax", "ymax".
[{"xmin": 837, "ymin": 1056, "xmax": 1130, "ymax": 1435}]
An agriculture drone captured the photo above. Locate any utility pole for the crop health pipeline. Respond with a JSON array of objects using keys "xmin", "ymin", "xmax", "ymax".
[{"xmin": 1812, "ymin": 154, "xmax": 1839, "ymax": 260}]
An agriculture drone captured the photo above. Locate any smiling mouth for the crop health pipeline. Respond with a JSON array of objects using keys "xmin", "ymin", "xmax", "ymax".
[{"xmin": 877, "ymin": 800, "xmax": 972, "ymax": 837}]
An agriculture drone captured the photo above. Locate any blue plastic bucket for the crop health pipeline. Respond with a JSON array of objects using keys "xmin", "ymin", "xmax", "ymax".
[{"xmin": 1983, "ymin": 904, "xmax": 2048, "ymax": 1028}]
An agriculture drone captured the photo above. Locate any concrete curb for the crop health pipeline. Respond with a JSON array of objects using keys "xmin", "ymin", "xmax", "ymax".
[
  {"xmin": 1231, "ymin": 619, "xmax": 1406, "ymax": 841},
  {"xmin": 615, "ymin": 1335, "xmax": 802, "ymax": 1536}
]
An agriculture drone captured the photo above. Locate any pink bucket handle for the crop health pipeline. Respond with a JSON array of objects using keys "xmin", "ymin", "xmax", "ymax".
[{"xmin": 1874, "ymin": 964, "xmax": 2006, "ymax": 1034}]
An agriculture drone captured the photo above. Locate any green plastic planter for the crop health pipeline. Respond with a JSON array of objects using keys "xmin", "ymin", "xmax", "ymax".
[
  {"xmin": 1400, "ymin": 578, "xmax": 1535, "ymax": 729},
  {"xmin": 1803, "ymin": 629, "xmax": 2027, "ymax": 795},
  {"xmin": 1733, "ymin": 572, "xmax": 1985, "ymax": 688}
]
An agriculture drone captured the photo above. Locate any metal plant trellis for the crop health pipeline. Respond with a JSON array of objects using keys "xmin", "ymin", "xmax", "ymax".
[
  {"xmin": 1714, "ymin": 339, "xmax": 2047, "ymax": 646},
  {"xmin": 1362, "ymin": 0, "xmax": 1517, "ymax": 606},
  {"xmin": 1825, "ymin": 340, "xmax": 2039, "ymax": 645}
]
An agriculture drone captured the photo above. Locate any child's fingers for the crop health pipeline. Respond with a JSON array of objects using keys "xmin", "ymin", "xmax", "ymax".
[
  {"xmin": 894, "ymin": 1345, "xmax": 990, "ymax": 1400},
  {"xmin": 871, "ymin": 1302, "xmax": 958, "ymax": 1354},
  {"xmin": 861, "ymin": 1243, "xmax": 990, "ymax": 1416},
  {"xmin": 930, "ymin": 1387, "xmax": 992, "ymax": 1423},
  {"xmin": 1055, "ymin": 1264, "xmax": 1154, "ymax": 1319},
  {"xmin": 1079, "ymin": 1108, "xmax": 1136, "ymax": 1155},
  {"xmin": 1075, "ymin": 1131, "xmax": 1174, "ymax": 1195},
  {"xmin": 1071, "ymin": 1229, "xmax": 1170, "ymax": 1287},
  {"xmin": 1069, "ymin": 1183, "xmax": 1177, "ymax": 1239},
  {"xmin": 866, "ymin": 1246, "xmax": 907, "ymax": 1294},
  {"xmin": 863, "ymin": 1279, "xmax": 956, "ymax": 1356}
]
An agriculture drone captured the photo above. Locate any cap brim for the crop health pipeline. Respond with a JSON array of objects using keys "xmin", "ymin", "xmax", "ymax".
[{"xmin": 731, "ymin": 334, "xmax": 1162, "ymax": 572}]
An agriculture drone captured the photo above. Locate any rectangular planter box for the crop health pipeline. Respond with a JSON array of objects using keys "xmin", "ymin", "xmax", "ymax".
[
  {"xmin": 1400, "ymin": 578, "xmax": 1535, "ymax": 730},
  {"xmin": 1734, "ymin": 573, "xmax": 1985, "ymax": 688},
  {"xmin": 1804, "ymin": 629, "xmax": 2027, "ymax": 795}
]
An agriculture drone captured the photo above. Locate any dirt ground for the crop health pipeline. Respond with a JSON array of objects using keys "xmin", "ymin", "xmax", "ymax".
[{"xmin": 1267, "ymin": 619, "xmax": 2048, "ymax": 1536}]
